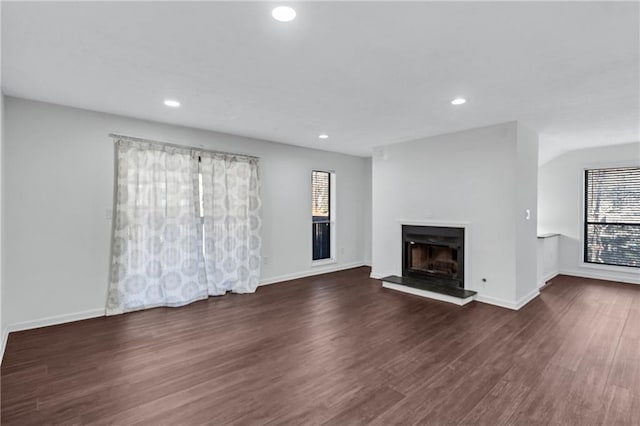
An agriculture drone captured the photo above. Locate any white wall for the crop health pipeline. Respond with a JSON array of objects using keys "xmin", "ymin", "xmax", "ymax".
[
  {"xmin": 371, "ymin": 121, "xmax": 539, "ymax": 309},
  {"xmin": 538, "ymin": 142, "xmax": 640, "ymax": 284},
  {"xmin": 3, "ymin": 96, "xmax": 372, "ymax": 329},
  {"xmin": 0, "ymin": 92, "xmax": 4, "ymax": 360},
  {"xmin": 515, "ymin": 123, "xmax": 539, "ymax": 301},
  {"xmin": 537, "ymin": 235, "xmax": 560, "ymax": 286},
  {"xmin": 1, "ymin": 0, "xmax": 5, "ymax": 361},
  {"xmin": 363, "ymin": 158, "xmax": 372, "ymax": 265}
]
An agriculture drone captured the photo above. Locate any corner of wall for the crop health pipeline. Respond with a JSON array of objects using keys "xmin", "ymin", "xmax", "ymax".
[
  {"xmin": 363, "ymin": 157, "xmax": 372, "ymax": 266},
  {"xmin": 1, "ymin": 0, "xmax": 5, "ymax": 361},
  {"xmin": 0, "ymin": 90, "xmax": 4, "ymax": 363},
  {"xmin": 514, "ymin": 121, "xmax": 539, "ymax": 302}
]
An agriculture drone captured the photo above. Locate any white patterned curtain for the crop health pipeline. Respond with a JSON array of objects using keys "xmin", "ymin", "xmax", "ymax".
[
  {"xmin": 107, "ymin": 139, "xmax": 208, "ymax": 314},
  {"xmin": 200, "ymin": 152, "xmax": 262, "ymax": 295},
  {"xmin": 107, "ymin": 138, "xmax": 261, "ymax": 315}
]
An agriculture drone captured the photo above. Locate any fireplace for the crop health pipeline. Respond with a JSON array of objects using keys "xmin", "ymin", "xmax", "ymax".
[{"xmin": 402, "ymin": 225, "xmax": 464, "ymax": 289}]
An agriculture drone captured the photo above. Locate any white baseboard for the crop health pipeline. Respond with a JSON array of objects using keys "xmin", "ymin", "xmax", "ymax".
[
  {"xmin": 259, "ymin": 262, "xmax": 367, "ymax": 286},
  {"xmin": 515, "ymin": 288, "xmax": 541, "ymax": 310},
  {"xmin": 7, "ymin": 308, "xmax": 106, "ymax": 334},
  {"xmin": 475, "ymin": 288, "xmax": 540, "ymax": 311},
  {"xmin": 369, "ymin": 272, "xmax": 385, "ymax": 280},
  {"xmin": 559, "ymin": 269, "xmax": 640, "ymax": 285},
  {"xmin": 474, "ymin": 294, "xmax": 519, "ymax": 310},
  {"xmin": 382, "ymin": 281, "xmax": 475, "ymax": 306},
  {"xmin": 538, "ymin": 271, "xmax": 560, "ymax": 288}
]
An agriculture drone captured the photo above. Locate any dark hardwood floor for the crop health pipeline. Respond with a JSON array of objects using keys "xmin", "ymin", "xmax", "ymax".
[{"xmin": 2, "ymin": 267, "xmax": 639, "ymax": 425}]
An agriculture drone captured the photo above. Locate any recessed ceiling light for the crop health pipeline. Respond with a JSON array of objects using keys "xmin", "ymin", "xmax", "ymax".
[
  {"xmin": 319, "ymin": 134, "xmax": 329, "ymax": 139},
  {"xmin": 451, "ymin": 98, "xmax": 467, "ymax": 105},
  {"xmin": 164, "ymin": 99, "xmax": 181, "ymax": 107},
  {"xmin": 272, "ymin": 6, "xmax": 296, "ymax": 22}
]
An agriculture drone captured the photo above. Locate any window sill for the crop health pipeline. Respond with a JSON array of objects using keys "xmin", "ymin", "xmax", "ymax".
[
  {"xmin": 580, "ymin": 262, "xmax": 639, "ymax": 273},
  {"xmin": 311, "ymin": 258, "xmax": 336, "ymax": 267}
]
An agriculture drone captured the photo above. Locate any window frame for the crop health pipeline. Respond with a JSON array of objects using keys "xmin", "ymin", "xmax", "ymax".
[
  {"xmin": 581, "ymin": 164, "xmax": 640, "ymax": 271},
  {"xmin": 311, "ymin": 169, "xmax": 336, "ymax": 266}
]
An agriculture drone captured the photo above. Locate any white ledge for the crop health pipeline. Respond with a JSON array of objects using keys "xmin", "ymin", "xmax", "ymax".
[{"xmin": 382, "ymin": 281, "xmax": 476, "ymax": 306}]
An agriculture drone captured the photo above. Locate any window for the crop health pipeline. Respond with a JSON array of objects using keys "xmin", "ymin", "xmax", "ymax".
[
  {"xmin": 312, "ymin": 170, "xmax": 334, "ymax": 261},
  {"xmin": 584, "ymin": 167, "xmax": 640, "ymax": 268}
]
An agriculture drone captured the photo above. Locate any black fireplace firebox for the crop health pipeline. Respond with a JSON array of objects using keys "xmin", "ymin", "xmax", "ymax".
[{"xmin": 402, "ymin": 225, "xmax": 465, "ymax": 289}]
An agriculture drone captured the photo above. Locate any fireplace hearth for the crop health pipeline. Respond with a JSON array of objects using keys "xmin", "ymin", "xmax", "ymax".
[{"xmin": 380, "ymin": 224, "xmax": 476, "ymax": 305}]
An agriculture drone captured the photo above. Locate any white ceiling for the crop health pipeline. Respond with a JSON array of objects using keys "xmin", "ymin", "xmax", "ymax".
[{"xmin": 2, "ymin": 1, "xmax": 639, "ymax": 163}]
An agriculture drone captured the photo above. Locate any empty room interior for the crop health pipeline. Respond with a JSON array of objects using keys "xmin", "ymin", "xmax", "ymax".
[{"xmin": 1, "ymin": 1, "xmax": 639, "ymax": 424}]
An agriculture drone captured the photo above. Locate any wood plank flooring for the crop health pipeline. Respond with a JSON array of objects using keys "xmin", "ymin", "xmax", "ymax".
[{"xmin": 2, "ymin": 267, "xmax": 639, "ymax": 425}]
